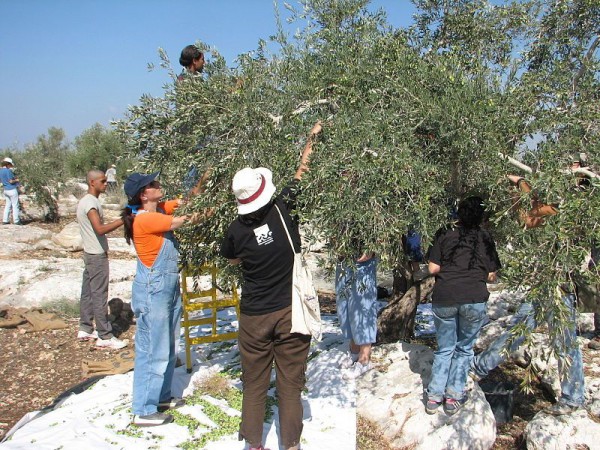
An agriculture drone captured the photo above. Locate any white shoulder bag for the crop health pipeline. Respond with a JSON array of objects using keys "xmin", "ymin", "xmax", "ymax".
[{"xmin": 275, "ymin": 204, "xmax": 322, "ymax": 341}]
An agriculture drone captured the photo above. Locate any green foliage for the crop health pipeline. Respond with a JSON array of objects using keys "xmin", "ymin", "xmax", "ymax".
[
  {"xmin": 177, "ymin": 375, "xmax": 243, "ymax": 449},
  {"xmin": 66, "ymin": 123, "xmax": 133, "ymax": 178},
  {"xmin": 1, "ymin": 123, "xmax": 131, "ymax": 222},
  {"xmin": 16, "ymin": 127, "xmax": 70, "ymax": 222},
  {"xmin": 114, "ymin": 0, "xmax": 599, "ymax": 347}
]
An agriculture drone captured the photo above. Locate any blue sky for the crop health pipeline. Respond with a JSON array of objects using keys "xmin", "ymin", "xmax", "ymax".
[{"xmin": 0, "ymin": 1, "xmax": 416, "ymax": 149}]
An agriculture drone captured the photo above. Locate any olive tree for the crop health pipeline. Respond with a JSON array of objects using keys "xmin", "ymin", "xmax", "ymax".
[
  {"xmin": 17, "ymin": 127, "xmax": 70, "ymax": 222},
  {"xmin": 115, "ymin": 0, "xmax": 599, "ymax": 350},
  {"xmin": 67, "ymin": 123, "xmax": 132, "ymax": 179}
]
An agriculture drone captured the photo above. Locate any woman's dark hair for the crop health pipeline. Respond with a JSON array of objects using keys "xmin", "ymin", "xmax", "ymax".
[
  {"xmin": 121, "ymin": 191, "xmax": 143, "ymax": 245},
  {"xmin": 179, "ymin": 45, "xmax": 203, "ymax": 67},
  {"xmin": 239, "ymin": 201, "xmax": 272, "ymax": 226},
  {"xmin": 457, "ymin": 196, "xmax": 485, "ymax": 229}
]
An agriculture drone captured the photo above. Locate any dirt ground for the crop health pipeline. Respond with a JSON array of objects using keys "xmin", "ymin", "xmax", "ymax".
[{"xmin": 0, "ymin": 321, "xmax": 136, "ymax": 440}]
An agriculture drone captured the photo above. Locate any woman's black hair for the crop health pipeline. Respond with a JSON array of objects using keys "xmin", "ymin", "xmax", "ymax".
[
  {"xmin": 238, "ymin": 201, "xmax": 272, "ymax": 226},
  {"xmin": 121, "ymin": 191, "xmax": 143, "ymax": 245},
  {"xmin": 179, "ymin": 45, "xmax": 203, "ymax": 67},
  {"xmin": 457, "ymin": 196, "xmax": 485, "ymax": 229}
]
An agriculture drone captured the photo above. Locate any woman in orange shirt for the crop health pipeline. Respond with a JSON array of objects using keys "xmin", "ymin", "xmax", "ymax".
[{"xmin": 121, "ymin": 171, "xmax": 205, "ymax": 427}]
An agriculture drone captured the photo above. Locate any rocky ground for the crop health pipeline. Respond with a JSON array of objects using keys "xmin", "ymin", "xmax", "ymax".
[
  {"xmin": 3, "ymin": 315, "xmax": 596, "ymax": 448},
  {"xmin": 1, "ymin": 193, "xmax": 600, "ymax": 448}
]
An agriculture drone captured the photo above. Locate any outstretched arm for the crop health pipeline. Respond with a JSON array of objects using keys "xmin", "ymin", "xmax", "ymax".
[
  {"xmin": 88, "ymin": 209, "xmax": 123, "ymax": 236},
  {"xmin": 507, "ymin": 175, "xmax": 558, "ymax": 229},
  {"xmin": 188, "ymin": 168, "xmax": 212, "ymax": 197},
  {"xmin": 294, "ymin": 121, "xmax": 322, "ymax": 181}
]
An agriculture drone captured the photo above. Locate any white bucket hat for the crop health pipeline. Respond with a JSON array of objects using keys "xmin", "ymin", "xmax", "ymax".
[
  {"xmin": 232, "ymin": 167, "xmax": 276, "ymax": 215},
  {"xmin": 2, "ymin": 157, "xmax": 14, "ymax": 165}
]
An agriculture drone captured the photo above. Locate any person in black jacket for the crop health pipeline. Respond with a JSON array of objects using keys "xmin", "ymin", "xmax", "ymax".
[
  {"xmin": 425, "ymin": 196, "xmax": 501, "ymax": 416},
  {"xmin": 221, "ymin": 122, "xmax": 321, "ymax": 450}
]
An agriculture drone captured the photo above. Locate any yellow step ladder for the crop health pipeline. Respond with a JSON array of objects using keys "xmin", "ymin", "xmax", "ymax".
[{"xmin": 180, "ymin": 265, "xmax": 240, "ymax": 373}]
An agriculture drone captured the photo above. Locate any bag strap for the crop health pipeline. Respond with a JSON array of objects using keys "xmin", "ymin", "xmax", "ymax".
[{"xmin": 274, "ymin": 204, "xmax": 296, "ymax": 253}]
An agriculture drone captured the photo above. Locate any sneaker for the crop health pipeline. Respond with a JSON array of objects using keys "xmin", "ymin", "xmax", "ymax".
[
  {"xmin": 77, "ymin": 330, "xmax": 99, "ymax": 340},
  {"xmin": 343, "ymin": 361, "xmax": 372, "ymax": 380},
  {"xmin": 544, "ymin": 402, "xmax": 581, "ymax": 416},
  {"xmin": 132, "ymin": 412, "xmax": 173, "ymax": 427},
  {"xmin": 588, "ymin": 336, "xmax": 600, "ymax": 350},
  {"xmin": 339, "ymin": 352, "xmax": 359, "ymax": 369},
  {"xmin": 444, "ymin": 394, "xmax": 469, "ymax": 415},
  {"xmin": 95, "ymin": 336, "xmax": 128, "ymax": 349},
  {"xmin": 425, "ymin": 398, "xmax": 442, "ymax": 415},
  {"xmin": 158, "ymin": 397, "xmax": 185, "ymax": 412}
]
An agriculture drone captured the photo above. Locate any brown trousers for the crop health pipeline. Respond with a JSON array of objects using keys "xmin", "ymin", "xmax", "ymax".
[{"xmin": 238, "ymin": 305, "xmax": 311, "ymax": 448}]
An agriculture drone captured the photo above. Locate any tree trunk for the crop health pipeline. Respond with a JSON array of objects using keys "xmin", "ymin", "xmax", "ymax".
[{"xmin": 377, "ymin": 276, "xmax": 434, "ymax": 343}]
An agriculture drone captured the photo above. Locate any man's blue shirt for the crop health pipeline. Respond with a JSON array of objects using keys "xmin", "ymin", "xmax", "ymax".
[{"xmin": 0, "ymin": 167, "xmax": 17, "ymax": 190}]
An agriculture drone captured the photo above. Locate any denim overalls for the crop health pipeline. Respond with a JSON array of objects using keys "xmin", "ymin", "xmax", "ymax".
[{"xmin": 131, "ymin": 227, "xmax": 182, "ymax": 416}]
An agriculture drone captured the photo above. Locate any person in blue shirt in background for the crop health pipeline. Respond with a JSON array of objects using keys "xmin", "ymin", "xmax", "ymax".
[{"xmin": 0, "ymin": 157, "xmax": 21, "ymax": 225}]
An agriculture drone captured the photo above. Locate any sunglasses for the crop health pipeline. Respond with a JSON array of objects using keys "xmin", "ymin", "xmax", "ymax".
[{"xmin": 145, "ymin": 180, "xmax": 161, "ymax": 189}]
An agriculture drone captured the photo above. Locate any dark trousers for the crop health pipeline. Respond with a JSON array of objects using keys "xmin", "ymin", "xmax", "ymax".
[
  {"xmin": 79, "ymin": 252, "xmax": 113, "ymax": 339},
  {"xmin": 238, "ymin": 305, "xmax": 311, "ymax": 448}
]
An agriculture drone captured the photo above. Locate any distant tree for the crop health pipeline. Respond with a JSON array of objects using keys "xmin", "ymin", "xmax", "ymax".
[
  {"xmin": 18, "ymin": 127, "xmax": 70, "ymax": 222},
  {"xmin": 67, "ymin": 123, "xmax": 131, "ymax": 179}
]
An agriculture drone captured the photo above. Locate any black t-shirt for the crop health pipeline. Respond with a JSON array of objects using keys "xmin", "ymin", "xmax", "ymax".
[
  {"xmin": 429, "ymin": 226, "xmax": 501, "ymax": 305},
  {"xmin": 220, "ymin": 184, "xmax": 301, "ymax": 316}
]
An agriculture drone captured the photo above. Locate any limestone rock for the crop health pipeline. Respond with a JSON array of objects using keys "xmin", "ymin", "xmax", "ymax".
[
  {"xmin": 51, "ymin": 221, "xmax": 83, "ymax": 251},
  {"xmin": 525, "ymin": 409, "xmax": 600, "ymax": 450},
  {"xmin": 0, "ymin": 225, "xmax": 53, "ymax": 256},
  {"xmin": 0, "ymin": 258, "xmax": 136, "ymax": 307},
  {"xmin": 358, "ymin": 342, "xmax": 496, "ymax": 450},
  {"xmin": 107, "ymin": 237, "xmax": 135, "ymax": 255}
]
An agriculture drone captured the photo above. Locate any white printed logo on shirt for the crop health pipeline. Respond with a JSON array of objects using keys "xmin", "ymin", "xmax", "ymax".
[{"xmin": 254, "ymin": 224, "xmax": 273, "ymax": 246}]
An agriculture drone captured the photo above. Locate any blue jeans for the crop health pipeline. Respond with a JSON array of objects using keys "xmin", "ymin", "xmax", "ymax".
[
  {"xmin": 335, "ymin": 258, "xmax": 378, "ymax": 345},
  {"xmin": 427, "ymin": 302, "xmax": 487, "ymax": 401},
  {"xmin": 472, "ymin": 294, "xmax": 584, "ymax": 407},
  {"xmin": 131, "ymin": 232, "xmax": 182, "ymax": 416},
  {"xmin": 3, "ymin": 188, "xmax": 19, "ymax": 224}
]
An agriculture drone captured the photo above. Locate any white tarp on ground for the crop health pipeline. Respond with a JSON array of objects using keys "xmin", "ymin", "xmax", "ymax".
[{"xmin": 1, "ymin": 315, "xmax": 356, "ymax": 450}]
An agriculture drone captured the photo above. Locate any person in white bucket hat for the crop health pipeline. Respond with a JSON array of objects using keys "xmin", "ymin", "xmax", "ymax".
[
  {"xmin": 1, "ymin": 157, "xmax": 21, "ymax": 225},
  {"xmin": 232, "ymin": 167, "xmax": 277, "ymax": 215},
  {"xmin": 221, "ymin": 121, "xmax": 322, "ymax": 450}
]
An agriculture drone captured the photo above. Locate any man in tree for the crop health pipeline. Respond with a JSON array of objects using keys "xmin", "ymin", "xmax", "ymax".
[
  {"xmin": 77, "ymin": 170, "xmax": 127, "ymax": 350},
  {"xmin": 471, "ymin": 174, "xmax": 586, "ymax": 415},
  {"xmin": 178, "ymin": 45, "xmax": 205, "ymax": 81}
]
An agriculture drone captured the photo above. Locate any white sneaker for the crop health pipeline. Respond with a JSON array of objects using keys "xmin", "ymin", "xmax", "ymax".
[
  {"xmin": 96, "ymin": 336, "xmax": 128, "ymax": 350},
  {"xmin": 77, "ymin": 330, "xmax": 98, "ymax": 340},
  {"xmin": 339, "ymin": 352, "xmax": 359, "ymax": 369},
  {"xmin": 343, "ymin": 362, "xmax": 372, "ymax": 380}
]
